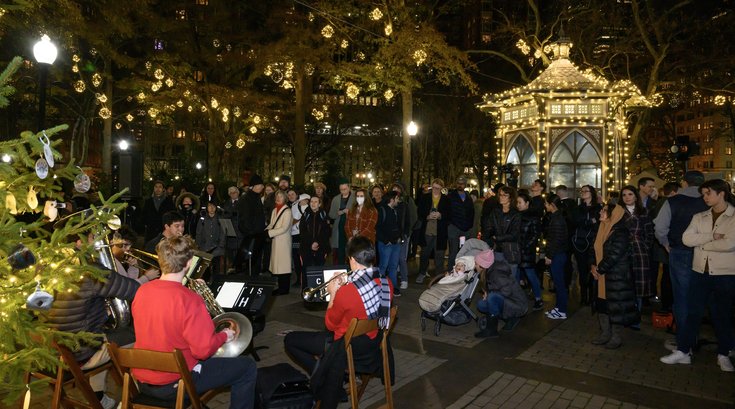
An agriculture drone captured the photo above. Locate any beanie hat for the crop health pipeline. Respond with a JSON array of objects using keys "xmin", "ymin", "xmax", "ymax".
[
  {"xmin": 474, "ymin": 249, "xmax": 495, "ymax": 269},
  {"xmin": 250, "ymin": 174, "xmax": 264, "ymax": 186}
]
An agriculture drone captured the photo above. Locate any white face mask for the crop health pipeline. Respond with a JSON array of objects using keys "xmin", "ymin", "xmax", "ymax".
[
  {"xmin": 356, "ymin": 197, "xmax": 365, "ymax": 205},
  {"xmin": 300, "ymin": 204, "xmax": 308, "ymax": 212}
]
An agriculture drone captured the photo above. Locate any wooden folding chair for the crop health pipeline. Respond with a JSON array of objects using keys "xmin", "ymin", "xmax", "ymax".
[
  {"xmin": 344, "ymin": 305, "xmax": 398, "ymax": 409},
  {"xmin": 22, "ymin": 341, "xmax": 118, "ymax": 409},
  {"xmin": 108, "ymin": 343, "xmax": 228, "ymax": 409}
]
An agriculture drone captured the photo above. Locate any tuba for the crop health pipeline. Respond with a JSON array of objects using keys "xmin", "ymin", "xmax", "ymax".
[
  {"xmin": 185, "ymin": 251, "xmax": 253, "ymax": 358},
  {"xmin": 92, "ymin": 227, "xmax": 131, "ymax": 329}
]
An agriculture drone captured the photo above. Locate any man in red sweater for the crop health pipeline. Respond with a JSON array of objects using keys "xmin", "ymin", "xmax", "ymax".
[
  {"xmin": 285, "ymin": 236, "xmax": 393, "ymax": 408},
  {"xmin": 131, "ymin": 235, "xmax": 256, "ymax": 409}
]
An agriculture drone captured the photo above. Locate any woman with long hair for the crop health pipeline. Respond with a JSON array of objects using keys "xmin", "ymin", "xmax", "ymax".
[
  {"xmin": 572, "ymin": 185, "xmax": 602, "ymax": 305},
  {"xmin": 544, "ymin": 193, "xmax": 569, "ymax": 320},
  {"xmin": 345, "ymin": 188, "xmax": 378, "ymax": 244},
  {"xmin": 481, "ymin": 186, "xmax": 521, "ymax": 267},
  {"xmin": 266, "ymin": 190, "xmax": 293, "ymax": 295},
  {"xmin": 590, "ymin": 203, "xmax": 639, "ymax": 349},
  {"xmin": 620, "ymin": 185, "xmax": 655, "ymax": 314},
  {"xmin": 517, "ymin": 192, "xmax": 543, "ymax": 310}
]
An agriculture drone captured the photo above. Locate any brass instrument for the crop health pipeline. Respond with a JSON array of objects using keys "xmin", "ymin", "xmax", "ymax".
[
  {"xmin": 302, "ymin": 270, "xmax": 354, "ymax": 302},
  {"xmin": 183, "ymin": 253, "xmax": 252, "ymax": 358},
  {"xmin": 123, "ymin": 248, "xmax": 160, "ymax": 270},
  {"xmin": 91, "ymin": 228, "xmax": 132, "ymax": 329}
]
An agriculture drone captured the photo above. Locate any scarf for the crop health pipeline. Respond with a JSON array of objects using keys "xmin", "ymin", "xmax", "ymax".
[
  {"xmin": 593, "ymin": 204, "xmax": 624, "ymax": 299},
  {"xmin": 351, "ymin": 267, "xmax": 391, "ymax": 329}
]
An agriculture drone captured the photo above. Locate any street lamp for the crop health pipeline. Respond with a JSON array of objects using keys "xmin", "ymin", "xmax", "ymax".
[
  {"xmin": 33, "ymin": 35, "xmax": 58, "ymax": 131},
  {"xmin": 118, "ymin": 140, "xmax": 129, "ymax": 151},
  {"xmin": 406, "ymin": 121, "xmax": 418, "ymax": 195}
]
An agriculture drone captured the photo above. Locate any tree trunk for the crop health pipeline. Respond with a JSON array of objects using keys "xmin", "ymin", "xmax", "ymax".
[
  {"xmin": 401, "ymin": 89, "xmax": 413, "ymax": 193},
  {"xmin": 293, "ymin": 70, "xmax": 311, "ymax": 188},
  {"xmin": 102, "ymin": 60, "xmax": 113, "ymax": 175}
]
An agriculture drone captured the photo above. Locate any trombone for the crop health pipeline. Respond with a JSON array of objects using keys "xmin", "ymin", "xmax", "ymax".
[
  {"xmin": 124, "ymin": 248, "xmax": 160, "ymax": 270},
  {"xmin": 302, "ymin": 270, "xmax": 354, "ymax": 302}
]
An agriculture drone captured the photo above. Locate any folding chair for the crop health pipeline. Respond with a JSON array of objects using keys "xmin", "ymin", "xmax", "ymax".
[
  {"xmin": 344, "ymin": 305, "xmax": 398, "ymax": 409},
  {"xmin": 22, "ymin": 341, "xmax": 118, "ymax": 409},
  {"xmin": 108, "ymin": 343, "xmax": 228, "ymax": 409}
]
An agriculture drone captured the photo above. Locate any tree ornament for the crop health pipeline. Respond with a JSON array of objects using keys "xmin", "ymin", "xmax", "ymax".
[
  {"xmin": 40, "ymin": 131, "xmax": 54, "ymax": 168},
  {"xmin": 74, "ymin": 167, "xmax": 91, "ymax": 192},
  {"xmin": 7, "ymin": 244, "xmax": 36, "ymax": 270},
  {"xmin": 26, "ymin": 282, "xmax": 54, "ymax": 311},
  {"xmin": 6, "ymin": 191, "xmax": 17, "ymax": 214},
  {"xmin": 43, "ymin": 200, "xmax": 58, "ymax": 221},
  {"xmin": 35, "ymin": 158, "xmax": 49, "ymax": 179},
  {"xmin": 27, "ymin": 186, "xmax": 38, "ymax": 210}
]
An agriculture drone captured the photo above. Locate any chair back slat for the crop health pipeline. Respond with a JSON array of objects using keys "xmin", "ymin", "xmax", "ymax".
[{"xmin": 113, "ymin": 347, "xmax": 181, "ymax": 373}]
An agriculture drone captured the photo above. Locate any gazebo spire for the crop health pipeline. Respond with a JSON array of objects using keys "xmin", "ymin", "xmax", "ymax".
[{"xmin": 552, "ymin": 26, "xmax": 573, "ymax": 60}]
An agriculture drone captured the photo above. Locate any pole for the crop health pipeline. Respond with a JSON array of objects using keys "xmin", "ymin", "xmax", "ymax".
[{"xmin": 37, "ymin": 64, "xmax": 48, "ymax": 131}]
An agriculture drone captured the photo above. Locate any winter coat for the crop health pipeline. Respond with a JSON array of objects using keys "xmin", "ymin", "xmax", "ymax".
[
  {"xmin": 175, "ymin": 193, "xmax": 201, "ymax": 237},
  {"xmin": 572, "ymin": 202, "xmax": 602, "ymax": 254},
  {"xmin": 299, "ymin": 208, "xmax": 331, "ymax": 258},
  {"xmin": 624, "ymin": 211, "xmax": 654, "ymax": 298},
  {"xmin": 682, "ymin": 203, "xmax": 735, "ymax": 276},
  {"xmin": 267, "ymin": 206, "xmax": 292, "ymax": 275},
  {"xmin": 329, "ymin": 192, "xmax": 355, "ymax": 249},
  {"xmin": 141, "ymin": 195, "xmax": 175, "ymax": 241},
  {"xmin": 221, "ymin": 197, "xmax": 242, "ymax": 250},
  {"xmin": 447, "ymin": 189, "xmax": 475, "ymax": 232},
  {"xmin": 518, "ymin": 210, "xmax": 541, "ymax": 268},
  {"xmin": 344, "ymin": 206, "xmax": 378, "ymax": 244},
  {"xmin": 376, "ymin": 204, "xmax": 402, "ymax": 245},
  {"xmin": 44, "ymin": 266, "xmax": 139, "ymax": 362},
  {"xmin": 237, "ymin": 190, "xmax": 266, "ymax": 238},
  {"xmin": 196, "ymin": 214, "xmax": 226, "ymax": 257},
  {"xmin": 593, "ymin": 221, "xmax": 639, "ymax": 325},
  {"xmin": 544, "ymin": 211, "xmax": 569, "ymax": 257},
  {"xmin": 481, "ymin": 207, "xmax": 521, "ymax": 261},
  {"xmin": 416, "ymin": 192, "xmax": 450, "ymax": 250},
  {"xmin": 483, "ymin": 260, "xmax": 529, "ymax": 319}
]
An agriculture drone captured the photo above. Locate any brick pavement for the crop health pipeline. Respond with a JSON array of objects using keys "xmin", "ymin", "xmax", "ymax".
[{"xmin": 447, "ymin": 371, "xmax": 654, "ymax": 409}]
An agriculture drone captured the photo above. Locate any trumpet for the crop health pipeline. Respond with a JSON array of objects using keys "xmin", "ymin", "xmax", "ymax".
[
  {"xmin": 123, "ymin": 248, "xmax": 160, "ymax": 270},
  {"xmin": 302, "ymin": 270, "xmax": 354, "ymax": 302}
]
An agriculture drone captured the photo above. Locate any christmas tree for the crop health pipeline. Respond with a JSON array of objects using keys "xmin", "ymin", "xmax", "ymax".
[{"xmin": 1, "ymin": 56, "xmax": 125, "ymax": 403}]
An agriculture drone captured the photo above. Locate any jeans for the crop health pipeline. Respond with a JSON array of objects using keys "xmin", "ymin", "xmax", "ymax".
[
  {"xmin": 516, "ymin": 267, "xmax": 542, "ymax": 300},
  {"xmin": 477, "ymin": 292, "xmax": 504, "ymax": 316},
  {"xmin": 677, "ymin": 272, "xmax": 735, "ymax": 356},
  {"xmin": 669, "ymin": 247, "xmax": 694, "ymax": 328},
  {"xmin": 447, "ymin": 224, "xmax": 470, "ymax": 269},
  {"xmin": 139, "ymin": 356, "xmax": 257, "ymax": 409},
  {"xmin": 419, "ymin": 235, "xmax": 445, "ymax": 275},
  {"xmin": 550, "ymin": 253, "xmax": 569, "ymax": 313},
  {"xmin": 378, "ymin": 242, "xmax": 401, "ymax": 289},
  {"xmin": 397, "ymin": 237, "xmax": 410, "ymax": 282}
]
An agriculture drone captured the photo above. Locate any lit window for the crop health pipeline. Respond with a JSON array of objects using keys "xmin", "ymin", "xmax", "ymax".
[
  {"xmin": 503, "ymin": 112, "xmax": 511, "ymax": 121},
  {"xmin": 520, "ymin": 108, "xmax": 527, "ymax": 117},
  {"xmin": 590, "ymin": 105, "xmax": 602, "ymax": 114},
  {"xmin": 153, "ymin": 39, "xmax": 164, "ymax": 50},
  {"xmin": 176, "ymin": 9, "xmax": 187, "ymax": 20},
  {"xmin": 512, "ymin": 110, "xmax": 519, "ymax": 119},
  {"xmin": 564, "ymin": 105, "xmax": 575, "ymax": 114},
  {"xmin": 551, "ymin": 104, "xmax": 562, "ymax": 114},
  {"xmin": 175, "ymin": 130, "xmax": 186, "ymax": 139},
  {"xmin": 196, "ymin": 0, "xmax": 208, "ymax": 4},
  {"xmin": 578, "ymin": 105, "xmax": 588, "ymax": 114},
  {"xmin": 726, "ymin": 147, "xmax": 732, "ymax": 155}
]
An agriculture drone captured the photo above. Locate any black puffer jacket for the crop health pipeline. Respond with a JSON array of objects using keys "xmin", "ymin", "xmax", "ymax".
[
  {"xmin": 518, "ymin": 210, "xmax": 541, "ymax": 268},
  {"xmin": 483, "ymin": 260, "xmax": 529, "ymax": 319},
  {"xmin": 544, "ymin": 211, "xmax": 568, "ymax": 257},
  {"xmin": 237, "ymin": 189, "xmax": 266, "ymax": 238},
  {"xmin": 44, "ymin": 266, "xmax": 140, "ymax": 361},
  {"xmin": 481, "ymin": 207, "xmax": 520, "ymax": 250},
  {"xmin": 572, "ymin": 202, "xmax": 601, "ymax": 253},
  {"xmin": 594, "ymin": 222, "xmax": 639, "ymax": 325}
]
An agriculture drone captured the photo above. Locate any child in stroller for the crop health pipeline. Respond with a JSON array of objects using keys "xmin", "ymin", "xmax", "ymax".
[{"xmin": 419, "ymin": 239, "xmax": 488, "ymax": 335}]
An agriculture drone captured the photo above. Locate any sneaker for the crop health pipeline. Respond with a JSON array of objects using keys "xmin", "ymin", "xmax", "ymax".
[
  {"xmin": 393, "ymin": 289, "xmax": 401, "ymax": 297},
  {"xmin": 100, "ymin": 394, "xmax": 117, "ymax": 409},
  {"xmin": 400, "ymin": 280, "xmax": 408, "ymax": 290},
  {"xmin": 415, "ymin": 273, "xmax": 429, "ymax": 284},
  {"xmin": 545, "ymin": 308, "xmax": 567, "ymax": 320},
  {"xmin": 532, "ymin": 300, "xmax": 544, "ymax": 311},
  {"xmin": 717, "ymin": 354, "xmax": 734, "ymax": 372},
  {"xmin": 660, "ymin": 350, "xmax": 691, "ymax": 365}
]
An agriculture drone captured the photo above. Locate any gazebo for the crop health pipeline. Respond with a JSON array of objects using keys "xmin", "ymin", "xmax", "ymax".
[{"xmin": 478, "ymin": 34, "xmax": 651, "ymax": 194}]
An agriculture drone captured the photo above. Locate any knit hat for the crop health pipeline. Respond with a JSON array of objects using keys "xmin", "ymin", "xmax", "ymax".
[
  {"xmin": 297, "ymin": 193, "xmax": 311, "ymax": 203},
  {"xmin": 474, "ymin": 250, "xmax": 495, "ymax": 269},
  {"xmin": 337, "ymin": 177, "xmax": 350, "ymax": 186},
  {"xmin": 250, "ymin": 174, "xmax": 264, "ymax": 186}
]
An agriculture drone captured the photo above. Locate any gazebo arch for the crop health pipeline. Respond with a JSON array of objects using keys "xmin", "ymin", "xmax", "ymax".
[
  {"xmin": 549, "ymin": 130, "xmax": 602, "ymax": 189},
  {"xmin": 506, "ymin": 134, "xmax": 538, "ymax": 187}
]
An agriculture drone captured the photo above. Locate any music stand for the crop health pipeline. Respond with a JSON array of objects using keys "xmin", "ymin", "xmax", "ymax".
[{"xmin": 219, "ymin": 218, "xmax": 238, "ymax": 237}]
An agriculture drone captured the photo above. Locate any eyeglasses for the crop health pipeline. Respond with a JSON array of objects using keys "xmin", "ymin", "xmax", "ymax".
[{"xmin": 113, "ymin": 243, "xmax": 132, "ymax": 249}]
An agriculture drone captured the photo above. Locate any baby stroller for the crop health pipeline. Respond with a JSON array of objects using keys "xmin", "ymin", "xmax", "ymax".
[{"xmin": 419, "ymin": 239, "xmax": 488, "ymax": 336}]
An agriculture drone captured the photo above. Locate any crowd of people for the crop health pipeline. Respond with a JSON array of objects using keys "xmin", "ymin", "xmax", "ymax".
[{"xmin": 40, "ymin": 169, "xmax": 735, "ymax": 409}]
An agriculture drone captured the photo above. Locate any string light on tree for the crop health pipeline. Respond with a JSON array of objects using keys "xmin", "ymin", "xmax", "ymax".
[
  {"xmin": 345, "ymin": 83, "xmax": 360, "ymax": 99},
  {"xmin": 98, "ymin": 107, "xmax": 111, "ymax": 119},
  {"xmin": 321, "ymin": 25, "xmax": 334, "ymax": 38},
  {"xmin": 370, "ymin": 8, "xmax": 383, "ymax": 20},
  {"xmin": 91, "ymin": 73, "xmax": 102, "ymax": 87},
  {"xmin": 236, "ymin": 139, "xmax": 246, "ymax": 149},
  {"xmin": 384, "ymin": 89, "xmax": 394, "ymax": 101},
  {"xmin": 384, "ymin": 23, "xmax": 392, "ymax": 36},
  {"xmin": 74, "ymin": 80, "xmax": 85, "ymax": 93},
  {"xmin": 413, "ymin": 49, "xmax": 427, "ymax": 66}
]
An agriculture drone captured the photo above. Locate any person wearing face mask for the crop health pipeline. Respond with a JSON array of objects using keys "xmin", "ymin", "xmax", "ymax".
[
  {"xmin": 620, "ymin": 185, "xmax": 654, "ymax": 319},
  {"xmin": 299, "ymin": 196, "xmax": 331, "ymax": 278},
  {"xmin": 291, "ymin": 193, "xmax": 311, "ymax": 287},
  {"xmin": 345, "ymin": 188, "xmax": 378, "ymax": 245},
  {"xmin": 176, "ymin": 192, "xmax": 200, "ymax": 237}
]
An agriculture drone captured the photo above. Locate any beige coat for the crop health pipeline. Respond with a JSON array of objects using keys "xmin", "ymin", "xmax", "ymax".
[
  {"xmin": 267, "ymin": 206, "xmax": 292, "ymax": 275},
  {"xmin": 682, "ymin": 203, "xmax": 735, "ymax": 276}
]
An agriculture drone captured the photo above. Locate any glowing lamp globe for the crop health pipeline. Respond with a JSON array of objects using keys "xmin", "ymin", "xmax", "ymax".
[{"xmin": 33, "ymin": 35, "xmax": 58, "ymax": 65}]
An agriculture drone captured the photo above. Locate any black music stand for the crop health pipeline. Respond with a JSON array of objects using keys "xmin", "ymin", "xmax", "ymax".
[{"xmin": 210, "ymin": 277, "xmax": 276, "ymax": 361}]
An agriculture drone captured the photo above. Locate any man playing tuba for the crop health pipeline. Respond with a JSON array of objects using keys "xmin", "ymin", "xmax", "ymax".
[{"xmin": 131, "ymin": 235, "xmax": 257, "ymax": 409}]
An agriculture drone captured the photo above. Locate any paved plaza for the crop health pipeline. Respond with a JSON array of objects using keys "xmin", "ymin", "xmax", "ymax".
[{"xmin": 11, "ymin": 260, "xmax": 735, "ymax": 409}]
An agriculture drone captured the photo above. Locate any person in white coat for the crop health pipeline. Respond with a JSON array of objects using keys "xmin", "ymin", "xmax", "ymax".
[
  {"xmin": 660, "ymin": 179, "xmax": 735, "ymax": 372},
  {"xmin": 267, "ymin": 190, "xmax": 293, "ymax": 295}
]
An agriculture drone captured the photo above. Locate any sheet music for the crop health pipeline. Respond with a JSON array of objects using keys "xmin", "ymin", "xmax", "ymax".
[{"xmin": 215, "ymin": 282, "xmax": 245, "ymax": 308}]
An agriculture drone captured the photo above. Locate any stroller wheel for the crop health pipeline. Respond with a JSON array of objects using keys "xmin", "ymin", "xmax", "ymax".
[{"xmin": 434, "ymin": 320, "xmax": 441, "ymax": 336}]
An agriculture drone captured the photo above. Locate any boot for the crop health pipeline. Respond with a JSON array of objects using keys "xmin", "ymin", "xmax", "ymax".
[
  {"xmin": 605, "ymin": 324, "xmax": 622, "ymax": 349},
  {"xmin": 591, "ymin": 313, "xmax": 611, "ymax": 345},
  {"xmin": 475, "ymin": 315, "xmax": 499, "ymax": 338}
]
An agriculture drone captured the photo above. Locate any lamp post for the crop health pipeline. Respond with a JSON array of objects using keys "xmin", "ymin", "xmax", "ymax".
[
  {"xmin": 406, "ymin": 121, "xmax": 418, "ymax": 195},
  {"xmin": 33, "ymin": 35, "xmax": 58, "ymax": 131}
]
